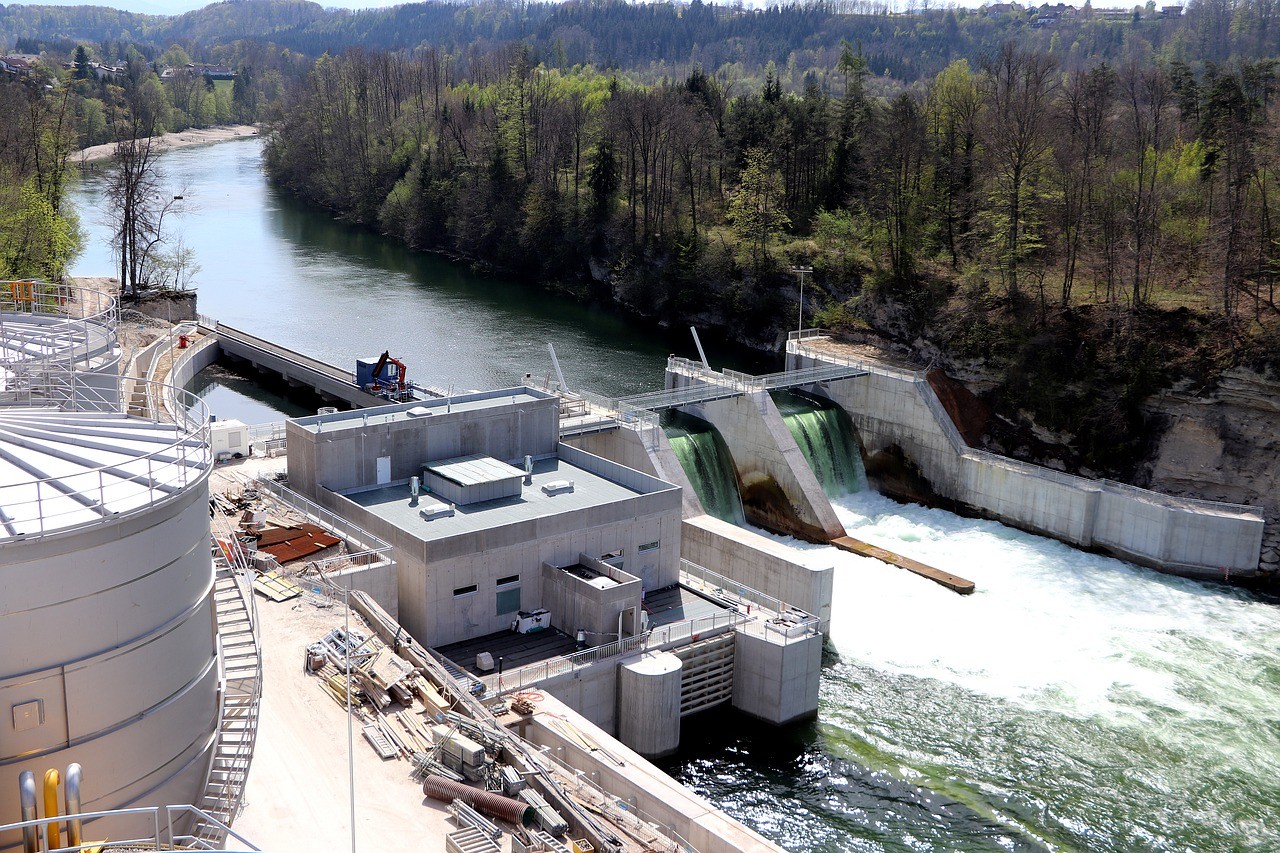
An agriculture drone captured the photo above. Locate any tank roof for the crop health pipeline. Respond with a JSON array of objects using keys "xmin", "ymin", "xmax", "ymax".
[{"xmin": 0, "ymin": 408, "xmax": 210, "ymax": 540}]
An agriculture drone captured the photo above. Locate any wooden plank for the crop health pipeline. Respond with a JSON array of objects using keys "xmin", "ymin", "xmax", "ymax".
[
  {"xmin": 252, "ymin": 570, "xmax": 303, "ymax": 601},
  {"xmin": 830, "ymin": 536, "xmax": 975, "ymax": 595}
]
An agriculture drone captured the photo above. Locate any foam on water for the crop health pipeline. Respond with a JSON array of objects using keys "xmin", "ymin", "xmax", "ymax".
[{"xmin": 747, "ymin": 490, "xmax": 1280, "ymax": 849}]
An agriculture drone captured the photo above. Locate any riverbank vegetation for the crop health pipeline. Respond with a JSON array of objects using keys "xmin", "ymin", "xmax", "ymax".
[
  {"xmin": 259, "ymin": 20, "xmax": 1280, "ymax": 475},
  {"xmin": 7, "ymin": 0, "xmax": 1280, "ymax": 476}
]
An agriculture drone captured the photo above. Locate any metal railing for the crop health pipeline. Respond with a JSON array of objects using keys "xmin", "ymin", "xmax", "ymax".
[
  {"xmin": 254, "ymin": 475, "xmax": 393, "ymax": 555},
  {"xmin": 487, "ymin": 610, "xmax": 747, "ymax": 694},
  {"xmin": 0, "ymin": 803, "xmax": 260, "ymax": 851},
  {"xmin": 679, "ymin": 560, "xmax": 820, "ymax": 640},
  {"xmin": 0, "ymin": 378, "xmax": 211, "ymax": 542}
]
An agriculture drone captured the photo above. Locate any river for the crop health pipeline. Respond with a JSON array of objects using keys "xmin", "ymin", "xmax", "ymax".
[{"xmin": 68, "ymin": 138, "xmax": 1280, "ymax": 852}]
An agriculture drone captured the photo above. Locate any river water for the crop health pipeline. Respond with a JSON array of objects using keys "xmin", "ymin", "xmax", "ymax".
[{"xmin": 68, "ymin": 138, "xmax": 1280, "ymax": 852}]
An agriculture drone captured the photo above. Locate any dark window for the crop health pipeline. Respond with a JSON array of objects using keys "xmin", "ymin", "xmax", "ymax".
[
  {"xmin": 497, "ymin": 574, "xmax": 520, "ymax": 586},
  {"xmin": 639, "ymin": 541, "xmax": 660, "ymax": 552},
  {"xmin": 453, "ymin": 584, "xmax": 477, "ymax": 597},
  {"xmin": 496, "ymin": 586, "xmax": 521, "ymax": 615}
]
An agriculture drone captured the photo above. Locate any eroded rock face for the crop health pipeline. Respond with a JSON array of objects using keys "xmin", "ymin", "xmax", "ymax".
[{"xmin": 1144, "ymin": 368, "xmax": 1280, "ymax": 575}]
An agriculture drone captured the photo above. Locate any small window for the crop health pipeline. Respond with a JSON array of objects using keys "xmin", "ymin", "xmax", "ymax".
[
  {"xmin": 496, "ymin": 586, "xmax": 521, "ymax": 616},
  {"xmin": 638, "ymin": 541, "xmax": 660, "ymax": 553},
  {"xmin": 496, "ymin": 574, "xmax": 520, "ymax": 587},
  {"xmin": 453, "ymin": 584, "xmax": 477, "ymax": 597}
]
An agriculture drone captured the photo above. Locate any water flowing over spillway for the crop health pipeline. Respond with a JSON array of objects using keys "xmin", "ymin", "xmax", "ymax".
[
  {"xmin": 772, "ymin": 390, "xmax": 868, "ymax": 496},
  {"xmin": 667, "ymin": 489, "xmax": 1280, "ymax": 851},
  {"xmin": 663, "ymin": 411, "xmax": 746, "ymax": 525}
]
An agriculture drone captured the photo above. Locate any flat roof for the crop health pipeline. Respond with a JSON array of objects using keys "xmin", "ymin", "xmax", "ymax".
[
  {"xmin": 426, "ymin": 454, "xmax": 524, "ymax": 487},
  {"xmin": 290, "ymin": 387, "xmax": 554, "ymax": 435},
  {"xmin": 343, "ymin": 457, "xmax": 656, "ymax": 543},
  {"xmin": 0, "ymin": 408, "xmax": 207, "ymax": 540}
]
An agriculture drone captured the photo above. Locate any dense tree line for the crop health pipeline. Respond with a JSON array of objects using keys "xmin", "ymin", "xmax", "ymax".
[
  {"xmin": 0, "ymin": 73, "xmax": 80, "ymax": 280},
  {"xmin": 263, "ymin": 41, "xmax": 1280, "ymax": 470},
  {"xmin": 7, "ymin": 0, "xmax": 1280, "ymax": 88}
]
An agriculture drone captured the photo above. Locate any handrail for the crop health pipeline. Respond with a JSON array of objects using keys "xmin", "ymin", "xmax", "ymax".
[
  {"xmin": 254, "ymin": 475, "xmax": 393, "ymax": 554},
  {"xmin": 0, "ymin": 377, "xmax": 211, "ymax": 543},
  {"xmin": 488, "ymin": 609, "xmax": 748, "ymax": 694},
  {"xmin": 679, "ymin": 559, "xmax": 820, "ymax": 640},
  {"xmin": 0, "ymin": 803, "xmax": 260, "ymax": 851}
]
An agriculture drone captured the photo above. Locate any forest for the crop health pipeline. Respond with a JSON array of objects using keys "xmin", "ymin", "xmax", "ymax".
[{"xmin": 4, "ymin": 0, "xmax": 1280, "ymax": 475}]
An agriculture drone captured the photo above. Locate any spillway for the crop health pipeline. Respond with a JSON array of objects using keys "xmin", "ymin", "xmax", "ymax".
[
  {"xmin": 663, "ymin": 410, "xmax": 745, "ymax": 525},
  {"xmin": 772, "ymin": 389, "xmax": 867, "ymax": 497}
]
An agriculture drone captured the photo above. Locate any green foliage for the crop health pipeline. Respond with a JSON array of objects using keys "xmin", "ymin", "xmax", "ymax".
[
  {"xmin": 0, "ymin": 179, "xmax": 82, "ymax": 280},
  {"xmin": 727, "ymin": 147, "xmax": 789, "ymax": 269}
]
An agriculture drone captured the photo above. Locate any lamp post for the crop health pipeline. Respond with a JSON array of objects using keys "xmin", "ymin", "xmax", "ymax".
[{"xmin": 790, "ymin": 266, "xmax": 813, "ymax": 333}]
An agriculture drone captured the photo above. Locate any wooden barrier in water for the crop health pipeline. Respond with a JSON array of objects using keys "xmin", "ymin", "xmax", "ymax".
[{"xmin": 830, "ymin": 536, "xmax": 976, "ymax": 595}]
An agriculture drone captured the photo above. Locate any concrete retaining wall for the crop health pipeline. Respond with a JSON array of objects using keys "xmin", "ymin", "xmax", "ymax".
[
  {"xmin": 682, "ymin": 515, "xmax": 833, "ymax": 632},
  {"xmin": 568, "ymin": 423, "xmax": 707, "ymax": 518},
  {"xmin": 789, "ymin": 342, "xmax": 1266, "ymax": 577},
  {"xmin": 731, "ymin": 628, "xmax": 823, "ymax": 726}
]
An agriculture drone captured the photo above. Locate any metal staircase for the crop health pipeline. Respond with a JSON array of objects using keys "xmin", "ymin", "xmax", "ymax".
[{"xmin": 194, "ymin": 528, "xmax": 262, "ymax": 844}]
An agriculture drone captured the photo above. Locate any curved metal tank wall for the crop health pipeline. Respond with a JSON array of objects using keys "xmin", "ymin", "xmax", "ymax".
[{"xmin": 0, "ymin": 434, "xmax": 217, "ymax": 847}]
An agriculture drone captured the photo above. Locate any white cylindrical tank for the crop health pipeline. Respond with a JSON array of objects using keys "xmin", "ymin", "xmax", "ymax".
[
  {"xmin": 617, "ymin": 651, "xmax": 683, "ymax": 758},
  {"xmin": 0, "ymin": 392, "xmax": 217, "ymax": 847},
  {"xmin": 0, "ymin": 280, "xmax": 121, "ymax": 410}
]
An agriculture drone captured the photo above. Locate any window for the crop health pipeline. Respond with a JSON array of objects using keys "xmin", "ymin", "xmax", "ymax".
[
  {"xmin": 638, "ymin": 541, "xmax": 660, "ymax": 553},
  {"xmin": 496, "ymin": 582, "xmax": 521, "ymax": 616},
  {"xmin": 453, "ymin": 584, "xmax": 477, "ymax": 597},
  {"xmin": 497, "ymin": 574, "xmax": 520, "ymax": 587}
]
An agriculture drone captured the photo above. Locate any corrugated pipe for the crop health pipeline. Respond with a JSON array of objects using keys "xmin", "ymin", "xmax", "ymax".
[
  {"xmin": 64, "ymin": 763, "xmax": 83, "ymax": 848},
  {"xmin": 18, "ymin": 771, "xmax": 38, "ymax": 853},
  {"xmin": 43, "ymin": 769, "xmax": 60, "ymax": 850},
  {"xmin": 421, "ymin": 774, "xmax": 533, "ymax": 826}
]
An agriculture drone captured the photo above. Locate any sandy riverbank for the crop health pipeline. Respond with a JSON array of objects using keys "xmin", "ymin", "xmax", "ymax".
[{"xmin": 75, "ymin": 124, "xmax": 259, "ymax": 163}]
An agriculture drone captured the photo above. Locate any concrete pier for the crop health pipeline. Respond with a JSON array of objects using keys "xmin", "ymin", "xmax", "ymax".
[{"xmin": 617, "ymin": 651, "xmax": 683, "ymax": 758}]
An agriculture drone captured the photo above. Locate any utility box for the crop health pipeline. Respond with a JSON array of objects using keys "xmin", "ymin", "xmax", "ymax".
[
  {"xmin": 210, "ymin": 419, "xmax": 249, "ymax": 458},
  {"xmin": 512, "ymin": 609, "xmax": 550, "ymax": 634}
]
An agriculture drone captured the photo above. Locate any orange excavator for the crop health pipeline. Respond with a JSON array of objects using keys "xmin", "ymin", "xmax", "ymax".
[{"xmin": 371, "ymin": 350, "xmax": 408, "ymax": 393}]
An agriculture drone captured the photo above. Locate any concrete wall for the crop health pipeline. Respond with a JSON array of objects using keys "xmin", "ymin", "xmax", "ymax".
[
  {"xmin": 541, "ymin": 557, "xmax": 642, "ymax": 640},
  {"xmin": 287, "ymin": 392, "xmax": 561, "ymax": 500},
  {"xmin": 533, "ymin": 658, "xmax": 619, "ymax": 734},
  {"xmin": 682, "ymin": 515, "xmax": 834, "ymax": 632},
  {"xmin": 521, "ymin": 694, "xmax": 782, "ymax": 853},
  {"xmin": 568, "ymin": 423, "xmax": 708, "ymax": 518},
  {"xmin": 789, "ymin": 342, "xmax": 1266, "ymax": 577},
  {"xmin": 731, "ymin": 628, "xmax": 823, "ymax": 726}
]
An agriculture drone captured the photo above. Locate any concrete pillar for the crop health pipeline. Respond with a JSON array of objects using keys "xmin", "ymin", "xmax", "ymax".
[
  {"xmin": 731, "ymin": 629, "xmax": 822, "ymax": 726},
  {"xmin": 617, "ymin": 651, "xmax": 683, "ymax": 758},
  {"xmin": 691, "ymin": 390, "xmax": 845, "ymax": 542}
]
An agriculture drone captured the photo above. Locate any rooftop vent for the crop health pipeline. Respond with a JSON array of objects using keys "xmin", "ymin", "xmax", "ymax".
[
  {"xmin": 541, "ymin": 480, "xmax": 574, "ymax": 495},
  {"xmin": 407, "ymin": 406, "xmax": 432, "ymax": 418}
]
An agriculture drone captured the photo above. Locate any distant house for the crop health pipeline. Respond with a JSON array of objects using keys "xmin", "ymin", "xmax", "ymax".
[
  {"xmin": 90, "ymin": 61, "xmax": 126, "ymax": 80},
  {"xmin": 185, "ymin": 63, "xmax": 236, "ymax": 80},
  {"xmin": 985, "ymin": 2, "xmax": 1025, "ymax": 18},
  {"xmin": 0, "ymin": 55, "xmax": 38, "ymax": 78},
  {"xmin": 1161, "ymin": 5, "xmax": 1184, "ymax": 17},
  {"xmin": 1097, "ymin": 7, "xmax": 1134, "ymax": 18}
]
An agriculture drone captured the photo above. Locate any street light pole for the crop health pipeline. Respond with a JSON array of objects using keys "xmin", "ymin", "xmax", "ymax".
[{"xmin": 790, "ymin": 266, "xmax": 813, "ymax": 333}]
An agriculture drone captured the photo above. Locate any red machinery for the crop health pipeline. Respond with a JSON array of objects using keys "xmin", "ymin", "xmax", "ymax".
[{"xmin": 371, "ymin": 350, "xmax": 408, "ymax": 392}]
